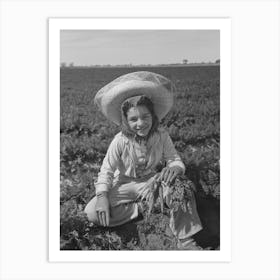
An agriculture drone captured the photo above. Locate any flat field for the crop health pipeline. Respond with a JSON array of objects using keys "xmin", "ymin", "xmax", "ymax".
[{"xmin": 60, "ymin": 65, "xmax": 220, "ymax": 250}]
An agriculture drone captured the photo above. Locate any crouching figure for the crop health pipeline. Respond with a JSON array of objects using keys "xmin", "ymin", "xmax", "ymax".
[{"xmin": 85, "ymin": 71, "xmax": 203, "ymax": 249}]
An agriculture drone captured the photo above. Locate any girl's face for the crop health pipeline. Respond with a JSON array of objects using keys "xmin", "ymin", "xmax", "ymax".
[{"xmin": 126, "ymin": 105, "xmax": 153, "ymax": 137}]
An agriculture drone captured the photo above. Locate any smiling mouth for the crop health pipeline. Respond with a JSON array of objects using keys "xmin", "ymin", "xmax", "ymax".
[{"xmin": 137, "ymin": 127, "xmax": 148, "ymax": 131}]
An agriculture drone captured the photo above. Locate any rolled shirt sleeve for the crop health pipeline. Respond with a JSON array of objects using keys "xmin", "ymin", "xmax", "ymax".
[
  {"xmin": 162, "ymin": 131, "xmax": 185, "ymax": 174},
  {"xmin": 95, "ymin": 136, "xmax": 122, "ymax": 194}
]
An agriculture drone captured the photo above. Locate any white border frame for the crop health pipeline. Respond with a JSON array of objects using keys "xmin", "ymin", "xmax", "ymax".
[{"xmin": 49, "ymin": 18, "xmax": 231, "ymax": 262}]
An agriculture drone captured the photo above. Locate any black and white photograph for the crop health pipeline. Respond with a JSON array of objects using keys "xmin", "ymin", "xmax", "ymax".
[
  {"xmin": 54, "ymin": 19, "xmax": 230, "ymax": 258},
  {"xmin": 1, "ymin": 1, "xmax": 279, "ymax": 279}
]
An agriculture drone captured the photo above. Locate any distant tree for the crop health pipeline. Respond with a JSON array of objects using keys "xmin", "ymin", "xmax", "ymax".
[
  {"xmin": 215, "ymin": 59, "xmax": 220, "ymax": 64},
  {"xmin": 69, "ymin": 62, "xmax": 74, "ymax": 67},
  {"xmin": 60, "ymin": 62, "xmax": 66, "ymax": 68},
  {"xmin": 182, "ymin": 59, "xmax": 188, "ymax": 64}
]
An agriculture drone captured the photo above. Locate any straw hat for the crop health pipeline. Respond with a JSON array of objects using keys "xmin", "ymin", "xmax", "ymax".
[{"xmin": 94, "ymin": 71, "xmax": 175, "ymax": 125}]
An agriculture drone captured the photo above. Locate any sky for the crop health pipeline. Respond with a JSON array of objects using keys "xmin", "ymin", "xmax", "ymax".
[{"xmin": 60, "ymin": 30, "xmax": 219, "ymax": 66}]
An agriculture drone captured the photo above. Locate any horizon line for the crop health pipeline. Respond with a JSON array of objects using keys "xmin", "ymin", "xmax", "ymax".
[{"xmin": 60, "ymin": 61, "xmax": 220, "ymax": 68}]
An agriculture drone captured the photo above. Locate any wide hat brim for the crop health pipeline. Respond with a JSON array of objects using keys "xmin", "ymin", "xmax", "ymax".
[{"xmin": 94, "ymin": 71, "xmax": 175, "ymax": 125}]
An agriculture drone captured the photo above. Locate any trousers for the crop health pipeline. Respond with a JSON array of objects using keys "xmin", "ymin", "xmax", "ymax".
[{"xmin": 84, "ymin": 174, "xmax": 202, "ymax": 240}]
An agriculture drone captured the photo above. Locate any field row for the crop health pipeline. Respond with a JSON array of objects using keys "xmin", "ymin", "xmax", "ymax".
[{"xmin": 60, "ymin": 66, "xmax": 220, "ymax": 250}]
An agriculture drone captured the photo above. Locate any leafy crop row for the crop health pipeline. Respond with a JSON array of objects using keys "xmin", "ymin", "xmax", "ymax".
[{"xmin": 60, "ymin": 66, "xmax": 220, "ymax": 250}]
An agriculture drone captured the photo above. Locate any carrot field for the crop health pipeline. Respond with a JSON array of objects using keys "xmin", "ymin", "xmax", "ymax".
[{"xmin": 60, "ymin": 65, "xmax": 220, "ymax": 250}]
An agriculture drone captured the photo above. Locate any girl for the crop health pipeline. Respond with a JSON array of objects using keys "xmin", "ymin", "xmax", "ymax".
[{"xmin": 84, "ymin": 71, "xmax": 202, "ymax": 249}]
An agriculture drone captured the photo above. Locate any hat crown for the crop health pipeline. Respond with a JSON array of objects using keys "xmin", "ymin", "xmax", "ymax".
[{"xmin": 95, "ymin": 71, "xmax": 173, "ymax": 100}]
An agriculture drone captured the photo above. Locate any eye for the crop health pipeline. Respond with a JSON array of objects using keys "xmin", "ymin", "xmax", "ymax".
[{"xmin": 129, "ymin": 117, "xmax": 138, "ymax": 122}]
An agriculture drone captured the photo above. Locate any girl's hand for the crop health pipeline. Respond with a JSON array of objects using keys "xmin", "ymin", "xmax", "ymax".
[
  {"xmin": 156, "ymin": 166, "xmax": 183, "ymax": 185},
  {"xmin": 95, "ymin": 192, "xmax": 110, "ymax": 227}
]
